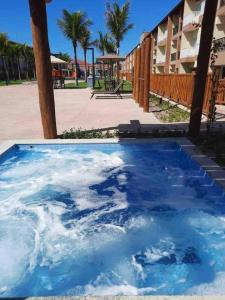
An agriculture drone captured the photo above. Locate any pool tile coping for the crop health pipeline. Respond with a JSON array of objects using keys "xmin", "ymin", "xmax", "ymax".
[{"xmin": 1, "ymin": 138, "xmax": 225, "ymax": 300}]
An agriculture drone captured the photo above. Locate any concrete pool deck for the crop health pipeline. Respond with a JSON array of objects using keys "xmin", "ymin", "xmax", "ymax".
[{"xmin": 0, "ymin": 82, "xmax": 160, "ymax": 141}]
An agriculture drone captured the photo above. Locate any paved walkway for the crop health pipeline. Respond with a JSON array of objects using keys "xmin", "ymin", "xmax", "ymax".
[{"xmin": 0, "ymin": 82, "xmax": 160, "ymax": 140}]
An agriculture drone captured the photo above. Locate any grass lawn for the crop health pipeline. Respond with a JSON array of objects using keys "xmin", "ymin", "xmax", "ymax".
[
  {"xmin": 94, "ymin": 80, "xmax": 132, "ymax": 92},
  {"xmin": 65, "ymin": 81, "xmax": 87, "ymax": 89},
  {"xmin": 0, "ymin": 80, "xmax": 24, "ymax": 86},
  {"xmin": 150, "ymin": 94, "xmax": 190, "ymax": 123}
]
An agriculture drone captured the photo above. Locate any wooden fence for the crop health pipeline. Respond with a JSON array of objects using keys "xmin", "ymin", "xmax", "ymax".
[
  {"xmin": 120, "ymin": 72, "xmax": 225, "ymax": 113},
  {"xmin": 120, "ymin": 72, "xmax": 132, "ymax": 82}
]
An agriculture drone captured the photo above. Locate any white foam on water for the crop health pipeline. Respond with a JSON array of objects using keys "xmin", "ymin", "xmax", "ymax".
[
  {"xmin": 1, "ymin": 145, "xmax": 225, "ymax": 296},
  {"xmin": 0, "ymin": 148, "xmax": 131, "ymax": 295}
]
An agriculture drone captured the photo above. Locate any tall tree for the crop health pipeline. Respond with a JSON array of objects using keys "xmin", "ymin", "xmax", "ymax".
[
  {"xmin": 94, "ymin": 31, "xmax": 116, "ymax": 80},
  {"xmin": 94, "ymin": 31, "xmax": 116, "ymax": 55},
  {"xmin": 10, "ymin": 44, "xmax": 22, "ymax": 80},
  {"xmin": 58, "ymin": 10, "xmax": 92, "ymax": 85},
  {"xmin": 105, "ymin": 1, "xmax": 133, "ymax": 55},
  {"xmin": 21, "ymin": 44, "xmax": 31, "ymax": 80},
  {"xmin": 0, "ymin": 33, "xmax": 10, "ymax": 84},
  {"xmin": 80, "ymin": 29, "xmax": 95, "ymax": 82}
]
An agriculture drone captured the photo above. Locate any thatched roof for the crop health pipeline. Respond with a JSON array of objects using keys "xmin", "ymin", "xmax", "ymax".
[{"xmin": 50, "ymin": 55, "xmax": 67, "ymax": 64}]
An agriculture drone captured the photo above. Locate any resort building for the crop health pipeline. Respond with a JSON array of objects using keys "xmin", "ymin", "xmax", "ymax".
[{"xmin": 122, "ymin": 0, "xmax": 225, "ymax": 78}]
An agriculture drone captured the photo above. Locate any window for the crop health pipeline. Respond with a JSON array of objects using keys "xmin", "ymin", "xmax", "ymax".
[{"xmin": 222, "ymin": 67, "xmax": 225, "ymax": 79}]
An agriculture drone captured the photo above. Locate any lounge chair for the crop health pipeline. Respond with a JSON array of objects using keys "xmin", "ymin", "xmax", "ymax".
[{"xmin": 90, "ymin": 80, "xmax": 124, "ymax": 99}]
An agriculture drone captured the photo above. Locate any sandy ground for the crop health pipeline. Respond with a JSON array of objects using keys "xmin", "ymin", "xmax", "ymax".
[{"xmin": 0, "ymin": 82, "xmax": 160, "ymax": 140}]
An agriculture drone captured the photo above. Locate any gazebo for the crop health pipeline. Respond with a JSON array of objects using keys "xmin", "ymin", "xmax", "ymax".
[
  {"xmin": 29, "ymin": 0, "xmax": 218, "ymax": 139},
  {"xmin": 96, "ymin": 54, "xmax": 125, "ymax": 90}
]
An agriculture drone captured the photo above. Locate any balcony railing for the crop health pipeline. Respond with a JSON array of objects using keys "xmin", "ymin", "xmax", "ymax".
[
  {"xmin": 183, "ymin": 12, "xmax": 200, "ymax": 27},
  {"xmin": 180, "ymin": 44, "xmax": 199, "ymax": 58},
  {"xmin": 173, "ymin": 25, "xmax": 179, "ymax": 36},
  {"xmin": 156, "ymin": 57, "xmax": 166, "ymax": 64},
  {"xmin": 171, "ymin": 53, "xmax": 177, "ymax": 61},
  {"xmin": 158, "ymin": 32, "xmax": 168, "ymax": 43}
]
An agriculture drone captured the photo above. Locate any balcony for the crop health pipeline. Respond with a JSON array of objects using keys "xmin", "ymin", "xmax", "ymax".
[
  {"xmin": 180, "ymin": 44, "xmax": 199, "ymax": 59},
  {"xmin": 183, "ymin": 11, "xmax": 202, "ymax": 27},
  {"xmin": 156, "ymin": 57, "xmax": 166, "ymax": 64},
  {"xmin": 158, "ymin": 32, "xmax": 168, "ymax": 43},
  {"xmin": 173, "ymin": 25, "xmax": 179, "ymax": 36},
  {"xmin": 171, "ymin": 52, "xmax": 177, "ymax": 61}
]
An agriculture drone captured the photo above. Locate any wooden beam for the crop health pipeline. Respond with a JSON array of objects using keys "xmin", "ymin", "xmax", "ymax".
[
  {"xmin": 29, "ymin": 0, "xmax": 57, "ymax": 139},
  {"xmin": 136, "ymin": 47, "xmax": 141, "ymax": 103},
  {"xmin": 139, "ymin": 43, "xmax": 145, "ymax": 107},
  {"xmin": 143, "ymin": 36, "xmax": 152, "ymax": 112},
  {"xmin": 188, "ymin": 0, "xmax": 219, "ymax": 137},
  {"xmin": 133, "ymin": 49, "xmax": 137, "ymax": 100}
]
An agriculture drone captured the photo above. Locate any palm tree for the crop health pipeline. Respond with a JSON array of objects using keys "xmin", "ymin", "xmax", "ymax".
[
  {"xmin": 0, "ymin": 33, "xmax": 10, "ymax": 84},
  {"xmin": 6, "ymin": 44, "xmax": 17, "ymax": 81},
  {"xmin": 94, "ymin": 31, "xmax": 116, "ymax": 56},
  {"xmin": 10, "ymin": 44, "xmax": 22, "ymax": 80},
  {"xmin": 58, "ymin": 10, "xmax": 92, "ymax": 86},
  {"xmin": 56, "ymin": 52, "xmax": 71, "ymax": 62},
  {"xmin": 105, "ymin": 1, "xmax": 133, "ymax": 55},
  {"xmin": 21, "ymin": 44, "xmax": 30, "ymax": 80},
  {"xmin": 80, "ymin": 29, "xmax": 95, "ymax": 82},
  {"xmin": 94, "ymin": 31, "xmax": 116, "ymax": 80}
]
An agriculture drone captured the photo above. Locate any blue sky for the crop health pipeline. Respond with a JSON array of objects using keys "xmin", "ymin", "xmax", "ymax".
[{"xmin": 0, "ymin": 0, "xmax": 180, "ymax": 62}]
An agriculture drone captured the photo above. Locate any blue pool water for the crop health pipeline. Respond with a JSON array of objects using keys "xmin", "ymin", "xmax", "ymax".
[{"xmin": 0, "ymin": 141, "xmax": 225, "ymax": 297}]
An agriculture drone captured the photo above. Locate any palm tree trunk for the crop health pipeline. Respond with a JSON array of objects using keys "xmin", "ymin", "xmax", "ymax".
[
  {"xmin": 10, "ymin": 58, "xmax": 16, "ymax": 81},
  {"xmin": 17, "ymin": 56, "xmax": 21, "ymax": 80},
  {"xmin": 84, "ymin": 49, "xmax": 87, "ymax": 83},
  {"xmin": 3, "ymin": 56, "xmax": 9, "ymax": 85},
  {"xmin": 116, "ymin": 45, "xmax": 120, "ymax": 83},
  {"xmin": 73, "ymin": 42, "xmax": 79, "ymax": 86},
  {"xmin": 25, "ymin": 56, "xmax": 29, "ymax": 80}
]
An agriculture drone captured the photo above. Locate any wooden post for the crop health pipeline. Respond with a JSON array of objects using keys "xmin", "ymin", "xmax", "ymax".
[
  {"xmin": 139, "ymin": 43, "xmax": 145, "ymax": 107},
  {"xmin": 143, "ymin": 36, "xmax": 152, "ymax": 112},
  {"xmin": 188, "ymin": 0, "xmax": 219, "ymax": 137},
  {"xmin": 133, "ymin": 49, "xmax": 137, "ymax": 100},
  {"xmin": 136, "ymin": 47, "xmax": 141, "ymax": 103},
  {"xmin": 29, "ymin": 0, "xmax": 57, "ymax": 139}
]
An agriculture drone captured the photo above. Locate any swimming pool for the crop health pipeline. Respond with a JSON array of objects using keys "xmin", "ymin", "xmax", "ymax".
[{"xmin": 0, "ymin": 139, "xmax": 225, "ymax": 298}]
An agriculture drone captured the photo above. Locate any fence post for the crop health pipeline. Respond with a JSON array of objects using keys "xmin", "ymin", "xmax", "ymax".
[
  {"xmin": 133, "ymin": 49, "xmax": 137, "ymax": 100},
  {"xmin": 143, "ymin": 36, "xmax": 151, "ymax": 112},
  {"xmin": 189, "ymin": 0, "xmax": 219, "ymax": 137},
  {"xmin": 136, "ymin": 47, "xmax": 141, "ymax": 104},
  {"xmin": 139, "ymin": 42, "xmax": 145, "ymax": 107}
]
